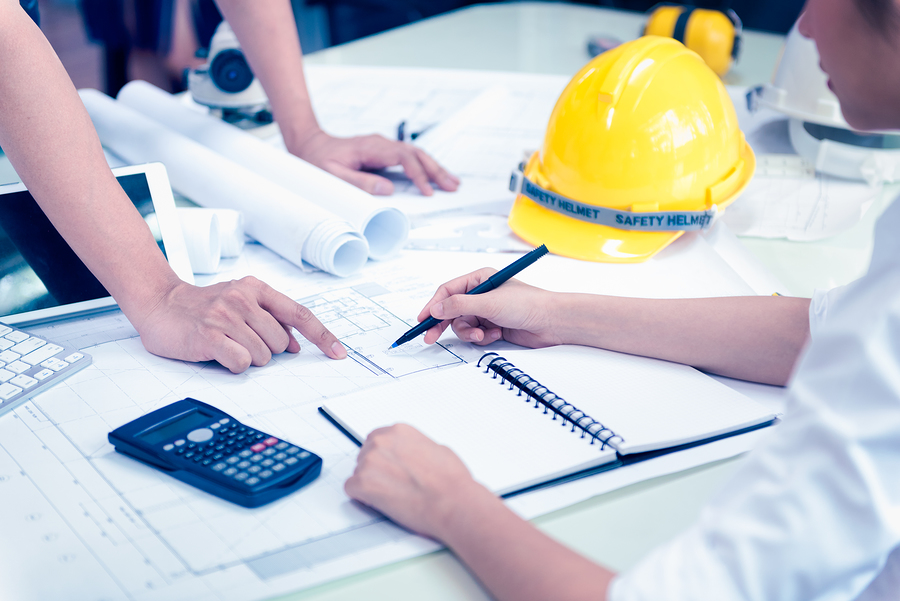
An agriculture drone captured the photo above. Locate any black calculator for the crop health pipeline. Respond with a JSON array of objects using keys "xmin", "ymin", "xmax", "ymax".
[{"xmin": 108, "ymin": 398, "xmax": 322, "ymax": 508}]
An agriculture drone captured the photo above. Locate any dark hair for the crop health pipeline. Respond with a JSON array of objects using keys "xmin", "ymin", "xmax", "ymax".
[{"xmin": 856, "ymin": 0, "xmax": 900, "ymax": 37}]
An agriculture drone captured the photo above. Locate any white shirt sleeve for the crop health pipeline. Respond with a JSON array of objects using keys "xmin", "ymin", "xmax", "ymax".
[
  {"xmin": 610, "ymin": 202, "xmax": 900, "ymax": 601},
  {"xmin": 808, "ymin": 285, "xmax": 849, "ymax": 339}
]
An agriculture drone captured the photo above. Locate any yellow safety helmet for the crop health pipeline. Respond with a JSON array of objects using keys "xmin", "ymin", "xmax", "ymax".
[
  {"xmin": 643, "ymin": 4, "xmax": 742, "ymax": 77},
  {"xmin": 508, "ymin": 36, "xmax": 754, "ymax": 263}
]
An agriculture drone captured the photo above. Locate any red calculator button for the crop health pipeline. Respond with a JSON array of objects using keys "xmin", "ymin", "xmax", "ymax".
[
  {"xmin": 264, "ymin": 437, "xmax": 279, "ymax": 447},
  {"xmin": 251, "ymin": 443, "xmax": 266, "ymax": 453}
]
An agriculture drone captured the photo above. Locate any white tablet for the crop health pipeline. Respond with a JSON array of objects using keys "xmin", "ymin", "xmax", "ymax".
[{"xmin": 0, "ymin": 162, "xmax": 193, "ymax": 326}]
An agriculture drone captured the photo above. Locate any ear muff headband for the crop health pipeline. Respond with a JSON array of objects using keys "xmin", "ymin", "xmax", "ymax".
[{"xmin": 667, "ymin": 5, "xmax": 741, "ymax": 60}]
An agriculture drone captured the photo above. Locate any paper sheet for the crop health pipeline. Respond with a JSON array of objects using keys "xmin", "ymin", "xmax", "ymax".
[
  {"xmin": 2, "ymin": 234, "xmax": 767, "ymax": 601},
  {"xmin": 80, "ymin": 90, "xmax": 368, "ymax": 277},
  {"xmin": 724, "ymin": 86, "xmax": 882, "ymax": 241},
  {"xmin": 299, "ymin": 66, "xmax": 570, "ymax": 219},
  {"xmin": 117, "ymin": 81, "xmax": 408, "ymax": 261}
]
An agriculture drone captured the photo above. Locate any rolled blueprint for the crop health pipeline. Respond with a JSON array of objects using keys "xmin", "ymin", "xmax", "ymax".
[
  {"xmin": 206, "ymin": 208, "xmax": 245, "ymax": 258},
  {"xmin": 80, "ymin": 89, "xmax": 369, "ymax": 277},
  {"xmin": 177, "ymin": 207, "xmax": 221, "ymax": 274},
  {"xmin": 117, "ymin": 81, "xmax": 409, "ymax": 260}
]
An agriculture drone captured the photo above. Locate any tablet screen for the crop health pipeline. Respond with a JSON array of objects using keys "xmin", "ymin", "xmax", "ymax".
[{"xmin": 0, "ymin": 173, "xmax": 167, "ymax": 318}]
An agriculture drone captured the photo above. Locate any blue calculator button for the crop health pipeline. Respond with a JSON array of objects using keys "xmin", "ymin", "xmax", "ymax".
[
  {"xmin": 215, "ymin": 444, "xmax": 225, "ymax": 451},
  {"xmin": 192, "ymin": 455, "xmax": 203, "ymax": 462},
  {"xmin": 247, "ymin": 465, "xmax": 261, "ymax": 473},
  {"xmin": 212, "ymin": 462, "xmax": 227, "ymax": 471},
  {"xmin": 273, "ymin": 452, "xmax": 287, "ymax": 461},
  {"xmin": 238, "ymin": 450, "xmax": 253, "ymax": 458},
  {"xmin": 254, "ymin": 433, "xmax": 265, "ymax": 440},
  {"xmin": 284, "ymin": 457, "xmax": 298, "ymax": 465},
  {"xmin": 213, "ymin": 453, "xmax": 223, "ymax": 460},
  {"xmin": 187, "ymin": 428, "xmax": 214, "ymax": 443},
  {"xmin": 202, "ymin": 459, "xmax": 212, "ymax": 465},
  {"xmin": 275, "ymin": 442, "xmax": 289, "ymax": 450},
  {"xmin": 218, "ymin": 418, "xmax": 230, "ymax": 425},
  {"xmin": 298, "ymin": 451, "xmax": 310, "ymax": 459},
  {"xmin": 272, "ymin": 463, "xmax": 285, "ymax": 472},
  {"xmin": 226, "ymin": 456, "xmax": 240, "ymax": 464},
  {"xmin": 286, "ymin": 447, "xmax": 299, "ymax": 454},
  {"xmin": 210, "ymin": 423, "xmax": 220, "ymax": 430},
  {"xmin": 174, "ymin": 439, "xmax": 186, "ymax": 446},
  {"xmin": 250, "ymin": 454, "xmax": 264, "ymax": 462},
  {"xmin": 223, "ymin": 467, "xmax": 238, "ymax": 476},
  {"xmin": 237, "ymin": 461, "xmax": 251, "ymax": 469},
  {"xmin": 259, "ymin": 470, "xmax": 274, "ymax": 479},
  {"xmin": 184, "ymin": 451, "xmax": 195, "ymax": 458},
  {"xmin": 261, "ymin": 459, "xmax": 275, "ymax": 467},
  {"xmin": 176, "ymin": 448, "xmax": 185, "ymax": 455},
  {"xmin": 234, "ymin": 472, "xmax": 249, "ymax": 481},
  {"xmin": 245, "ymin": 477, "xmax": 260, "ymax": 486},
  {"xmin": 262, "ymin": 448, "xmax": 276, "ymax": 456},
  {"xmin": 163, "ymin": 444, "xmax": 174, "ymax": 451}
]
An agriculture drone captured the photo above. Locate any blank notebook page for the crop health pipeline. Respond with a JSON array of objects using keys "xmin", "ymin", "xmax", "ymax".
[
  {"xmin": 500, "ymin": 346, "xmax": 776, "ymax": 455},
  {"xmin": 321, "ymin": 364, "xmax": 617, "ymax": 495}
]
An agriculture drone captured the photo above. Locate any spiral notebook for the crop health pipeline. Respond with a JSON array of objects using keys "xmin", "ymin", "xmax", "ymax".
[{"xmin": 320, "ymin": 345, "xmax": 777, "ymax": 496}]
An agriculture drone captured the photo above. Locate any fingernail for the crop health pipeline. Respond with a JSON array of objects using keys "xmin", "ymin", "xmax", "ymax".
[
  {"xmin": 332, "ymin": 341, "xmax": 347, "ymax": 359},
  {"xmin": 442, "ymin": 175, "xmax": 458, "ymax": 188},
  {"xmin": 491, "ymin": 330, "xmax": 501, "ymax": 340},
  {"xmin": 432, "ymin": 302, "xmax": 445, "ymax": 318},
  {"xmin": 373, "ymin": 182, "xmax": 391, "ymax": 195}
]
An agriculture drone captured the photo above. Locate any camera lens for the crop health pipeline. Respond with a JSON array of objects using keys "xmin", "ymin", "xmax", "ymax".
[{"xmin": 210, "ymin": 49, "xmax": 254, "ymax": 93}]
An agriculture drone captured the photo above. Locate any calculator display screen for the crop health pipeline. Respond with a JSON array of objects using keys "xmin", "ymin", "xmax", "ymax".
[{"xmin": 139, "ymin": 410, "xmax": 211, "ymax": 445}]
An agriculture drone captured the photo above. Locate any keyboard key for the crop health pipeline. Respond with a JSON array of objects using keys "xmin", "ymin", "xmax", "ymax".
[
  {"xmin": 33, "ymin": 369, "xmax": 54, "ymax": 381},
  {"xmin": 0, "ymin": 338, "xmax": 14, "ymax": 351},
  {"xmin": 11, "ymin": 337, "xmax": 46, "ymax": 356},
  {"xmin": 64, "ymin": 353, "xmax": 84, "ymax": 363},
  {"xmin": 21, "ymin": 344, "xmax": 63, "ymax": 366},
  {"xmin": 5, "ymin": 330, "xmax": 28, "ymax": 343},
  {"xmin": 0, "ymin": 350, "xmax": 20, "ymax": 363},
  {"xmin": 40, "ymin": 358, "xmax": 68, "ymax": 372},
  {"xmin": 7, "ymin": 361, "xmax": 29, "ymax": 374},
  {"xmin": 0, "ymin": 382, "xmax": 22, "ymax": 400},
  {"xmin": 0, "ymin": 325, "xmax": 12, "ymax": 337},
  {"xmin": 0, "ymin": 369, "xmax": 13, "ymax": 383},
  {"xmin": 10, "ymin": 375, "xmax": 37, "ymax": 389}
]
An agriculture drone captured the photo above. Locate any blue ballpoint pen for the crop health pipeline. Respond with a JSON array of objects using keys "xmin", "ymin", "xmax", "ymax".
[{"xmin": 390, "ymin": 244, "xmax": 549, "ymax": 349}]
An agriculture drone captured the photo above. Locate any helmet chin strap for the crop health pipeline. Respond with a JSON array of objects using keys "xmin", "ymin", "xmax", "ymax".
[{"xmin": 510, "ymin": 165, "xmax": 719, "ymax": 232}]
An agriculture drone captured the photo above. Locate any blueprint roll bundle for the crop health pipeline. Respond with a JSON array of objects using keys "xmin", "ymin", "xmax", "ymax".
[
  {"xmin": 80, "ymin": 89, "xmax": 369, "ymax": 278},
  {"xmin": 116, "ymin": 81, "xmax": 409, "ymax": 261}
]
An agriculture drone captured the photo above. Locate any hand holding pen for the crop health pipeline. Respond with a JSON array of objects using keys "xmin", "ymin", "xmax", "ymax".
[{"xmin": 392, "ymin": 245, "xmax": 551, "ymax": 349}]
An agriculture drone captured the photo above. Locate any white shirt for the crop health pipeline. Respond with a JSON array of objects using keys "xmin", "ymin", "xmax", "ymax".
[{"xmin": 610, "ymin": 198, "xmax": 900, "ymax": 601}]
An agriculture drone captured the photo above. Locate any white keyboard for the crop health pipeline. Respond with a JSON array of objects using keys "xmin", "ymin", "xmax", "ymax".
[{"xmin": 0, "ymin": 322, "xmax": 91, "ymax": 416}]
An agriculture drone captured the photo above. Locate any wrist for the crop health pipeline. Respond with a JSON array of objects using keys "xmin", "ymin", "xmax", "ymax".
[
  {"xmin": 115, "ymin": 269, "xmax": 185, "ymax": 334},
  {"xmin": 432, "ymin": 479, "xmax": 502, "ymax": 544},
  {"xmin": 280, "ymin": 119, "xmax": 325, "ymax": 158}
]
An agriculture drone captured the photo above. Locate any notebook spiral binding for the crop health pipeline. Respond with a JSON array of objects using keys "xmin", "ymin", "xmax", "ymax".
[{"xmin": 477, "ymin": 352, "xmax": 624, "ymax": 450}]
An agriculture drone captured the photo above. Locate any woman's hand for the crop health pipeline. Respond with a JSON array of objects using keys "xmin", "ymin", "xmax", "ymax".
[
  {"xmin": 344, "ymin": 424, "xmax": 488, "ymax": 540},
  {"xmin": 290, "ymin": 130, "xmax": 459, "ymax": 197},
  {"xmin": 416, "ymin": 268, "xmax": 565, "ymax": 349}
]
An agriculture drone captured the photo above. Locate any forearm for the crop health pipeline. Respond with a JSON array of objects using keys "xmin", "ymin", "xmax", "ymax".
[
  {"xmin": 437, "ymin": 482, "xmax": 613, "ymax": 601},
  {"xmin": 0, "ymin": 7, "xmax": 180, "ymax": 327},
  {"xmin": 214, "ymin": 0, "xmax": 321, "ymax": 151},
  {"xmin": 553, "ymin": 294, "xmax": 811, "ymax": 386}
]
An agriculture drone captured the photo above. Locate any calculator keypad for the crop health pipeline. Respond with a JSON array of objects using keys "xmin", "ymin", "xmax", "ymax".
[{"xmin": 169, "ymin": 422, "xmax": 313, "ymax": 488}]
